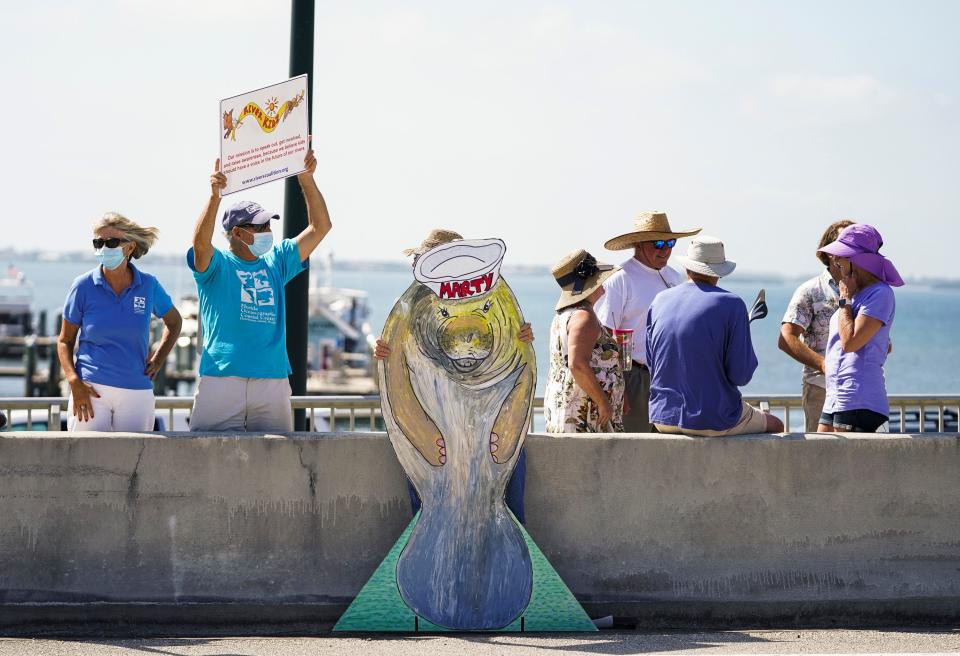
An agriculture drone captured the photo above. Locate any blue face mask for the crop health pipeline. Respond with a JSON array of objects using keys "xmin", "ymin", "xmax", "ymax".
[
  {"xmin": 247, "ymin": 231, "xmax": 274, "ymax": 257},
  {"xmin": 96, "ymin": 246, "xmax": 126, "ymax": 271}
]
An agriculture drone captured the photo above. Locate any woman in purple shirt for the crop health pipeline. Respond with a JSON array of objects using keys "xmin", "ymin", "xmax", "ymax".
[{"xmin": 817, "ymin": 224, "xmax": 904, "ymax": 433}]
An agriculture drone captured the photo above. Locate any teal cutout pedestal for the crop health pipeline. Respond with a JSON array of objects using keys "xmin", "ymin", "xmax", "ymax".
[{"xmin": 334, "ymin": 512, "xmax": 596, "ymax": 632}]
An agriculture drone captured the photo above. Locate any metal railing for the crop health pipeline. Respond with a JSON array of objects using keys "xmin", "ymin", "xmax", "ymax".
[{"xmin": 2, "ymin": 394, "xmax": 958, "ymax": 433}]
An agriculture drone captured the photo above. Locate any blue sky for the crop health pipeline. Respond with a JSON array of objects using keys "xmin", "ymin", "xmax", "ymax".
[{"xmin": 3, "ymin": 1, "xmax": 958, "ymax": 277}]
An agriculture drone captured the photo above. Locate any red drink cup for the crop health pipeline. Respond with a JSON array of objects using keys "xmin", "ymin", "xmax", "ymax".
[{"xmin": 612, "ymin": 328, "xmax": 634, "ymax": 371}]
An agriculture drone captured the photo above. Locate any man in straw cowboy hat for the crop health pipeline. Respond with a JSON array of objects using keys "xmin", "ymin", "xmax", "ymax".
[
  {"xmin": 595, "ymin": 212, "xmax": 700, "ymax": 432},
  {"xmin": 373, "ymin": 228, "xmax": 534, "ymax": 521},
  {"xmin": 646, "ymin": 236, "xmax": 784, "ymax": 437}
]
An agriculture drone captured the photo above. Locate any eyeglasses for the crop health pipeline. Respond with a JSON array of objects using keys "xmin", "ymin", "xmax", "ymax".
[
  {"xmin": 92, "ymin": 238, "xmax": 128, "ymax": 249},
  {"xmin": 651, "ymin": 239, "xmax": 676, "ymax": 250}
]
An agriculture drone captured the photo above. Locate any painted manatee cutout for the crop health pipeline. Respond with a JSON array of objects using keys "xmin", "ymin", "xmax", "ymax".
[
  {"xmin": 336, "ymin": 238, "xmax": 594, "ymax": 633},
  {"xmin": 383, "ymin": 253, "xmax": 535, "ymax": 628}
]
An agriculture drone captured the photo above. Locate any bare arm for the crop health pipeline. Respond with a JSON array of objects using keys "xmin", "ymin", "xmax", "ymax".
[
  {"xmin": 778, "ymin": 322, "xmax": 824, "ymax": 372},
  {"xmin": 294, "ymin": 146, "xmax": 332, "ymax": 262},
  {"xmin": 57, "ymin": 320, "xmax": 81, "ymax": 390},
  {"xmin": 837, "ymin": 306, "xmax": 884, "ymax": 353},
  {"xmin": 832, "ymin": 259, "xmax": 885, "ymax": 353},
  {"xmin": 567, "ymin": 310, "xmax": 612, "ymax": 427},
  {"xmin": 192, "ymin": 159, "xmax": 226, "ymax": 274},
  {"xmin": 145, "ymin": 307, "xmax": 183, "ymax": 379},
  {"xmin": 57, "ymin": 319, "xmax": 100, "ymax": 421}
]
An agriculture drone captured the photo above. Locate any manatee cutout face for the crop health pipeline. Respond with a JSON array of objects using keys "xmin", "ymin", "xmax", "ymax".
[
  {"xmin": 437, "ymin": 298, "xmax": 495, "ymax": 372},
  {"xmin": 411, "ymin": 281, "xmax": 520, "ymax": 384}
]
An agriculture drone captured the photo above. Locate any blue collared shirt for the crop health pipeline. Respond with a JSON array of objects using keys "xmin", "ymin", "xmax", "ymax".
[{"xmin": 63, "ymin": 264, "xmax": 174, "ymax": 390}]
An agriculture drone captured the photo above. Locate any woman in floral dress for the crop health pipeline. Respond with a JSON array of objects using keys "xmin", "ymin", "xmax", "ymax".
[{"xmin": 544, "ymin": 250, "xmax": 626, "ymax": 433}]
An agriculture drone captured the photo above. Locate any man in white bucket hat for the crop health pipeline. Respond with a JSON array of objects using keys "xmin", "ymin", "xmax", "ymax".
[
  {"xmin": 646, "ymin": 236, "xmax": 784, "ymax": 437},
  {"xmin": 595, "ymin": 211, "xmax": 700, "ymax": 432}
]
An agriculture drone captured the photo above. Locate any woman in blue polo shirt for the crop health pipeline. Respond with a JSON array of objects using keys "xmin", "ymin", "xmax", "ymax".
[{"xmin": 57, "ymin": 213, "xmax": 182, "ymax": 431}]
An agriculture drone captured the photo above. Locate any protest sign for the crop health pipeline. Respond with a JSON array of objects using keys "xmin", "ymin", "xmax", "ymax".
[{"xmin": 219, "ymin": 75, "xmax": 309, "ymax": 195}]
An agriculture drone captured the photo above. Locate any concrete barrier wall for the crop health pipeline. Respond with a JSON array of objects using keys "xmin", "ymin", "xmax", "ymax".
[{"xmin": 1, "ymin": 432, "xmax": 958, "ymax": 626}]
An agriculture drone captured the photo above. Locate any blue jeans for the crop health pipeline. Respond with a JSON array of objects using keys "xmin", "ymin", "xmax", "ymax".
[{"xmin": 407, "ymin": 448, "xmax": 527, "ymax": 524}]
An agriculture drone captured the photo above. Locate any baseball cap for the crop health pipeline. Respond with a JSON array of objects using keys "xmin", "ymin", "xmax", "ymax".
[{"xmin": 221, "ymin": 201, "xmax": 279, "ymax": 232}]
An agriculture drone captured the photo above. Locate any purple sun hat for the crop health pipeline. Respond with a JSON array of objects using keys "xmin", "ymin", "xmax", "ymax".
[{"xmin": 818, "ymin": 224, "xmax": 904, "ymax": 287}]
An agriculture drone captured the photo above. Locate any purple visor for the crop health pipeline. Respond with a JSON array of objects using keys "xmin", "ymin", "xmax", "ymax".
[{"xmin": 818, "ymin": 224, "xmax": 904, "ymax": 287}]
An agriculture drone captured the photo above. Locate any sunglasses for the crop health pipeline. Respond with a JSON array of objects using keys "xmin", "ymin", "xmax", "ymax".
[
  {"xmin": 238, "ymin": 222, "xmax": 271, "ymax": 233},
  {"xmin": 92, "ymin": 238, "xmax": 128, "ymax": 249},
  {"xmin": 651, "ymin": 239, "xmax": 676, "ymax": 250}
]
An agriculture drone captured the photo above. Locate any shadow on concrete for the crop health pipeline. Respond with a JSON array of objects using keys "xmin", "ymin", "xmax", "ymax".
[
  {"xmin": 54, "ymin": 639, "xmax": 249, "ymax": 656},
  {"xmin": 352, "ymin": 630, "xmax": 782, "ymax": 654}
]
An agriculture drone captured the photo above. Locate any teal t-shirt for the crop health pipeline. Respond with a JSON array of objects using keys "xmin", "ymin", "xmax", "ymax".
[{"xmin": 187, "ymin": 239, "xmax": 306, "ymax": 378}]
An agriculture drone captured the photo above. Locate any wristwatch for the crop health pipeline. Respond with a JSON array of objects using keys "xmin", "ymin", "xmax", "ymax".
[{"xmin": 838, "ymin": 298, "xmax": 849, "ymax": 308}]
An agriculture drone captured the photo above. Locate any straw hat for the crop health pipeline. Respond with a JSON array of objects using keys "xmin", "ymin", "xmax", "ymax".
[
  {"xmin": 604, "ymin": 212, "xmax": 701, "ymax": 251},
  {"xmin": 552, "ymin": 249, "xmax": 619, "ymax": 311},
  {"xmin": 402, "ymin": 228, "xmax": 464, "ymax": 257},
  {"xmin": 674, "ymin": 236, "xmax": 736, "ymax": 278}
]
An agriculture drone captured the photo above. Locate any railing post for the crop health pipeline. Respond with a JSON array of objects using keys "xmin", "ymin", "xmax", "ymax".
[{"xmin": 22, "ymin": 338, "xmax": 36, "ymax": 398}]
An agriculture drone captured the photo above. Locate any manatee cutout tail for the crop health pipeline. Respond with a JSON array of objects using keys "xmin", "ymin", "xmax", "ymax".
[{"xmin": 334, "ymin": 511, "xmax": 596, "ymax": 633}]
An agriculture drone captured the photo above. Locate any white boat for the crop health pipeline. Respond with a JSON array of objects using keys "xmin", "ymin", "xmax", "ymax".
[
  {"xmin": 306, "ymin": 253, "xmax": 376, "ymax": 394},
  {"xmin": 0, "ymin": 269, "xmax": 34, "ymax": 355}
]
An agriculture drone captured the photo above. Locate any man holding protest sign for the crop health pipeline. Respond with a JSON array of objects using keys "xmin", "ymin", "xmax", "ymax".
[{"xmin": 187, "ymin": 145, "xmax": 331, "ymax": 431}]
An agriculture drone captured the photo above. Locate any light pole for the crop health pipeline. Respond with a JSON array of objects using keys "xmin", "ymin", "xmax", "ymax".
[{"xmin": 284, "ymin": 0, "xmax": 314, "ymax": 430}]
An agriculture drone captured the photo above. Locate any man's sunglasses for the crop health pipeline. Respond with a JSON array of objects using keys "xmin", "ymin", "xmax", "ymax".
[
  {"xmin": 238, "ymin": 223, "xmax": 271, "ymax": 233},
  {"xmin": 651, "ymin": 239, "xmax": 676, "ymax": 250},
  {"xmin": 92, "ymin": 238, "xmax": 128, "ymax": 249}
]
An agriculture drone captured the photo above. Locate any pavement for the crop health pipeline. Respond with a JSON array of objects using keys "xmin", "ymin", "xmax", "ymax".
[{"xmin": 0, "ymin": 630, "xmax": 958, "ymax": 655}]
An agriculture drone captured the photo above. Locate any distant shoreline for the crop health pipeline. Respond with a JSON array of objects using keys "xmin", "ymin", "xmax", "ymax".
[{"xmin": 3, "ymin": 249, "xmax": 959, "ymax": 289}]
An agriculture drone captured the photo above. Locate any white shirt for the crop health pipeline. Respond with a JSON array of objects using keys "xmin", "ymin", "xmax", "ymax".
[{"xmin": 594, "ymin": 257, "xmax": 681, "ymax": 365}]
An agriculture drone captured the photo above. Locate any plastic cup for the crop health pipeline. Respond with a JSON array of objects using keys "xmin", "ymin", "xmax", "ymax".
[{"xmin": 612, "ymin": 328, "xmax": 634, "ymax": 371}]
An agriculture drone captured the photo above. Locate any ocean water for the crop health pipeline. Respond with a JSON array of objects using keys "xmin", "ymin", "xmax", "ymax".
[{"xmin": 4, "ymin": 256, "xmax": 960, "ymax": 397}]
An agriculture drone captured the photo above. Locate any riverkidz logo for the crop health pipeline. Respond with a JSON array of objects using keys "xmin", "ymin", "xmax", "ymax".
[
  {"xmin": 133, "ymin": 296, "xmax": 146, "ymax": 314},
  {"xmin": 223, "ymin": 90, "xmax": 305, "ymax": 141},
  {"xmin": 438, "ymin": 273, "xmax": 495, "ymax": 299}
]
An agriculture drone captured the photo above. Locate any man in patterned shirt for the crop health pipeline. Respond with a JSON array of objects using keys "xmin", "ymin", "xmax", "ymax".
[{"xmin": 778, "ymin": 220, "xmax": 853, "ymax": 431}]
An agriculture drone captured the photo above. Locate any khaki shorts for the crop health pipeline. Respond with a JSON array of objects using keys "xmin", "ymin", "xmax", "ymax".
[
  {"xmin": 655, "ymin": 402, "xmax": 768, "ymax": 437},
  {"xmin": 801, "ymin": 381, "xmax": 827, "ymax": 433},
  {"xmin": 190, "ymin": 376, "xmax": 293, "ymax": 432}
]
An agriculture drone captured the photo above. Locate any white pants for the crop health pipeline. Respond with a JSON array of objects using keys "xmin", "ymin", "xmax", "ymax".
[
  {"xmin": 190, "ymin": 376, "xmax": 293, "ymax": 432},
  {"xmin": 68, "ymin": 383, "xmax": 155, "ymax": 432}
]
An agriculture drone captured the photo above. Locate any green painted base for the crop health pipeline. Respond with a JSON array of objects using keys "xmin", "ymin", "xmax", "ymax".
[{"xmin": 334, "ymin": 511, "xmax": 596, "ymax": 633}]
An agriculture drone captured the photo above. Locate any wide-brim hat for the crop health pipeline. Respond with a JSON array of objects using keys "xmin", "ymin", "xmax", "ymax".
[
  {"xmin": 817, "ymin": 224, "xmax": 904, "ymax": 287},
  {"xmin": 552, "ymin": 249, "xmax": 619, "ymax": 311},
  {"xmin": 674, "ymin": 235, "xmax": 737, "ymax": 278},
  {"xmin": 402, "ymin": 228, "xmax": 464, "ymax": 257},
  {"xmin": 604, "ymin": 212, "xmax": 701, "ymax": 251}
]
